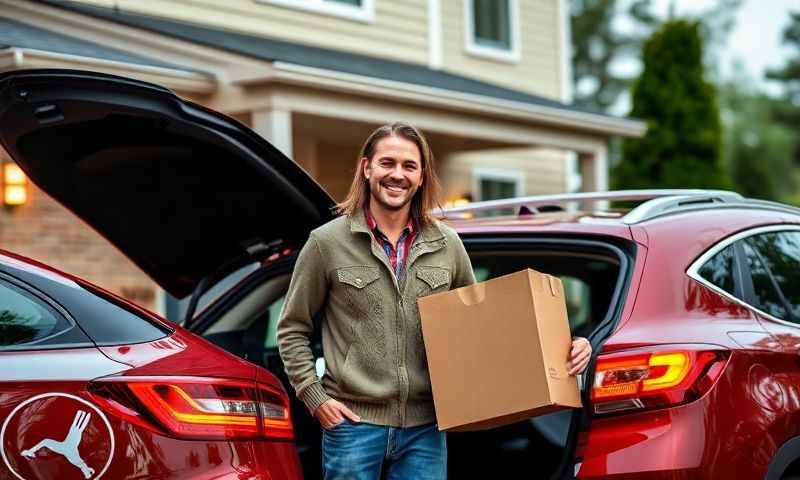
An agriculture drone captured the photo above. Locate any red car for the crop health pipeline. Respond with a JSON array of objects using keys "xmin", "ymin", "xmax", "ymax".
[
  {"xmin": 0, "ymin": 70, "xmax": 313, "ymax": 479},
  {"xmin": 190, "ymin": 193, "xmax": 800, "ymax": 480},
  {"xmin": 4, "ymin": 69, "xmax": 800, "ymax": 480}
]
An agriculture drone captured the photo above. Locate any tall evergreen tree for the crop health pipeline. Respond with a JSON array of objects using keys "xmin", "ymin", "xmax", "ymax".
[{"xmin": 613, "ymin": 20, "xmax": 730, "ymax": 189}]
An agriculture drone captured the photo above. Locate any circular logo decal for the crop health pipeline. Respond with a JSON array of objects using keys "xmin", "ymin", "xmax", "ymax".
[{"xmin": 1, "ymin": 393, "xmax": 115, "ymax": 480}]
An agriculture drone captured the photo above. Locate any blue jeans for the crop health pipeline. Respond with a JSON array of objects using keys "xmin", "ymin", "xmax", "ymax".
[{"xmin": 322, "ymin": 420, "xmax": 447, "ymax": 480}]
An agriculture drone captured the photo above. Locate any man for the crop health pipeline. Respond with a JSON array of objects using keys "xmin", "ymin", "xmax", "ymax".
[{"xmin": 277, "ymin": 122, "xmax": 592, "ymax": 479}]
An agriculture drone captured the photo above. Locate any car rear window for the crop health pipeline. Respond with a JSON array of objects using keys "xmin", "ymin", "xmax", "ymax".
[
  {"xmin": 71, "ymin": 282, "xmax": 172, "ymax": 345},
  {"xmin": 697, "ymin": 244, "xmax": 736, "ymax": 295},
  {"xmin": 0, "ymin": 278, "xmax": 77, "ymax": 348},
  {"xmin": 0, "ymin": 261, "xmax": 171, "ymax": 346}
]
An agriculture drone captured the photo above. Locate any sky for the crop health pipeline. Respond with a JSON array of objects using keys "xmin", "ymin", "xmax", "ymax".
[
  {"xmin": 654, "ymin": 0, "xmax": 797, "ymax": 94},
  {"xmin": 606, "ymin": 0, "xmax": 797, "ymax": 114}
]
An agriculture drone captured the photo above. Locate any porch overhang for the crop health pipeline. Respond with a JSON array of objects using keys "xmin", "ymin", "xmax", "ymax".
[{"xmin": 233, "ymin": 61, "xmax": 645, "ymax": 139}]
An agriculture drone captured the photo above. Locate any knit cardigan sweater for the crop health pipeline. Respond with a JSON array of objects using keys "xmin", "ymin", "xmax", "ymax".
[{"xmin": 276, "ymin": 211, "xmax": 475, "ymax": 427}]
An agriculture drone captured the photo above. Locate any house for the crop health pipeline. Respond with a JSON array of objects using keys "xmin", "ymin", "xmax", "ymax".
[{"xmin": 0, "ymin": 0, "xmax": 645, "ymax": 316}]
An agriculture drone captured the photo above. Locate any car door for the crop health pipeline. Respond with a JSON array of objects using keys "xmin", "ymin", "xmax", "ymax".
[{"xmin": 738, "ymin": 227, "xmax": 800, "ymax": 354}]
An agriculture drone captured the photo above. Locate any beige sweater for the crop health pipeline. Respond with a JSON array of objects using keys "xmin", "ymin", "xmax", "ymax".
[{"xmin": 276, "ymin": 211, "xmax": 475, "ymax": 427}]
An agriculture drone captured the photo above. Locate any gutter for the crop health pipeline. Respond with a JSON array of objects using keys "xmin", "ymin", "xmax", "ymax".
[{"xmin": 0, "ymin": 47, "xmax": 217, "ymax": 95}]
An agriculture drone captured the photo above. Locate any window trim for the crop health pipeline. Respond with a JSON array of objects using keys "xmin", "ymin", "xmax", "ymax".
[
  {"xmin": 473, "ymin": 167, "xmax": 524, "ymax": 201},
  {"xmin": 464, "ymin": 0, "xmax": 521, "ymax": 63},
  {"xmin": 687, "ymin": 224, "xmax": 800, "ymax": 328},
  {"xmin": 0, "ymin": 273, "xmax": 80, "ymax": 350},
  {"xmin": 255, "ymin": 0, "xmax": 375, "ymax": 23}
]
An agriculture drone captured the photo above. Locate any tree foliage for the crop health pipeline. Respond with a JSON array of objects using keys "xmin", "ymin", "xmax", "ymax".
[
  {"xmin": 721, "ymin": 75, "xmax": 797, "ymax": 201},
  {"xmin": 766, "ymin": 11, "xmax": 800, "ymax": 169},
  {"xmin": 570, "ymin": 0, "xmax": 656, "ymax": 111},
  {"xmin": 613, "ymin": 20, "xmax": 730, "ymax": 190}
]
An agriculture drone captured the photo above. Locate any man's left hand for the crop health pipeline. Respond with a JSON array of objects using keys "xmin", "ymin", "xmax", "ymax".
[{"xmin": 567, "ymin": 337, "xmax": 592, "ymax": 376}]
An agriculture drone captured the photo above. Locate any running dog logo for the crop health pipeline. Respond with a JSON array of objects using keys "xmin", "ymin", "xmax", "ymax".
[{"xmin": 1, "ymin": 393, "xmax": 114, "ymax": 480}]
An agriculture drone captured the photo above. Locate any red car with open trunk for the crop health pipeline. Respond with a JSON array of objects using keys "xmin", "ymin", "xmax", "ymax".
[{"xmin": 3, "ymin": 69, "xmax": 800, "ymax": 479}]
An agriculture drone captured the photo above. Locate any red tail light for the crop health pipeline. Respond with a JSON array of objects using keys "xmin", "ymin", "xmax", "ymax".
[
  {"xmin": 591, "ymin": 345, "xmax": 729, "ymax": 415},
  {"xmin": 89, "ymin": 376, "xmax": 293, "ymax": 440}
]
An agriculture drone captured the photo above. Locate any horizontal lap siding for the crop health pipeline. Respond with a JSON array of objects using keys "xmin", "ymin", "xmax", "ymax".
[
  {"xmin": 72, "ymin": 0, "xmax": 429, "ymax": 64},
  {"xmin": 441, "ymin": 0, "xmax": 561, "ymax": 98},
  {"xmin": 440, "ymin": 148, "xmax": 567, "ymax": 202}
]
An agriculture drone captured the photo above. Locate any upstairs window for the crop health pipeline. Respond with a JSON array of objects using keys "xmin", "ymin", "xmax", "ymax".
[
  {"xmin": 258, "ymin": 0, "xmax": 374, "ymax": 22},
  {"xmin": 465, "ymin": 0, "xmax": 520, "ymax": 62}
]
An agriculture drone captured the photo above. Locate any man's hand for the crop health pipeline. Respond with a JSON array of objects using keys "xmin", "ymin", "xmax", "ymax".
[
  {"xmin": 567, "ymin": 337, "xmax": 592, "ymax": 376},
  {"xmin": 315, "ymin": 398, "xmax": 362, "ymax": 430}
]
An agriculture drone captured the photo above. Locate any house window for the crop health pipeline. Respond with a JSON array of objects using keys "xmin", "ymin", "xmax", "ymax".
[
  {"xmin": 474, "ymin": 168, "xmax": 523, "ymax": 201},
  {"xmin": 473, "ymin": 168, "xmax": 523, "ymax": 216},
  {"xmin": 465, "ymin": 0, "xmax": 520, "ymax": 62},
  {"xmin": 257, "ymin": 0, "xmax": 374, "ymax": 22}
]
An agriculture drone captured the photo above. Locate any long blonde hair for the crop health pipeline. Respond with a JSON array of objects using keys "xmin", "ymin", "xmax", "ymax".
[{"xmin": 336, "ymin": 122, "xmax": 442, "ymax": 226}]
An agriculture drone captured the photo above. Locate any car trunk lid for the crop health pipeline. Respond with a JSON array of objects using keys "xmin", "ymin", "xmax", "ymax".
[{"xmin": 0, "ymin": 69, "xmax": 335, "ymax": 298}]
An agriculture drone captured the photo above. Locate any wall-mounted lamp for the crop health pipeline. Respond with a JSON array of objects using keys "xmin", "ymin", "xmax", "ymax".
[{"xmin": 3, "ymin": 162, "xmax": 28, "ymax": 206}]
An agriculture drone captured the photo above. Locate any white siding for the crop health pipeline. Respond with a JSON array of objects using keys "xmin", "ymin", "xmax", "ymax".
[
  {"xmin": 441, "ymin": 0, "xmax": 562, "ymax": 98},
  {"xmin": 440, "ymin": 148, "xmax": 567, "ymax": 203},
  {"xmin": 72, "ymin": 0, "xmax": 429, "ymax": 65}
]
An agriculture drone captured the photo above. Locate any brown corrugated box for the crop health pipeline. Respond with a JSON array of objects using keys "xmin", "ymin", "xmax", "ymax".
[{"xmin": 417, "ymin": 268, "xmax": 582, "ymax": 431}]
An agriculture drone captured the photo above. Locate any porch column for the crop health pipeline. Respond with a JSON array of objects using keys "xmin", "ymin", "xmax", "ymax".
[
  {"xmin": 578, "ymin": 144, "xmax": 609, "ymax": 209},
  {"xmin": 251, "ymin": 107, "xmax": 293, "ymax": 158},
  {"xmin": 578, "ymin": 144, "xmax": 608, "ymax": 193}
]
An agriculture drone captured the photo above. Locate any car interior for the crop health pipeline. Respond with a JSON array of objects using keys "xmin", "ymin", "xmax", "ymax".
[{"xmin": 198, "ymin": 243, "xmax": 623, "ymax": 479}]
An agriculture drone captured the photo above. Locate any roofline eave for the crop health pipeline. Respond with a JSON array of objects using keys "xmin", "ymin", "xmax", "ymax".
[
  {"xmin": 0, "ymin": 47, "xmax": 217, "ymax": 95},
  {"xmin": 234, "ymin": 61, "xmax": 647, "ymax": 139}
]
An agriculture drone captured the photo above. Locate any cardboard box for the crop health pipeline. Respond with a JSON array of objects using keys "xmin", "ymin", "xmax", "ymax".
[{"xmin": 417, "ymin": 268, "xmax": 582, "ymax": 431}]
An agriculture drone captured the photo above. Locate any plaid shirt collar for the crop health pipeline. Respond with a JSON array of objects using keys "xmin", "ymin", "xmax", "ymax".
[
  {"xmin": 364, "ymin": 206, "xmax": 417, "ymax": 277},
  {"xmin": 364, "ymin": 206, "xmax": 415, "ymax": 239}
]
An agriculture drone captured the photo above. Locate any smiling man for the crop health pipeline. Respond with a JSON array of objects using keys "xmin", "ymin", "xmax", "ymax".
[{"xmin": 277, "ymin": 122, "xmax": 592, "ymax": 479}]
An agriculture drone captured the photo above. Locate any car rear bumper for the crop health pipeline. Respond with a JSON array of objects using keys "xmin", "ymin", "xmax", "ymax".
[{"xmin": 577, "ymin": 395, "xmax": 739, "ymax": 479}]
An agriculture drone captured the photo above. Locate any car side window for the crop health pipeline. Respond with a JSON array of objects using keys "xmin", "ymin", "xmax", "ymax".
[
  {"xmin": 264, "ymin": 295, "xmax": 286, "ymax": 349},
  {"xmin": 743, "ymin": 232, "xmax": 800, "ymax": 322},
  {"xmin": 697, "ymin": 244, "xmax": 737, "ymax": 296},
  {"xmin": 561, "ymin": 276, "xmax": 591, "ymax": 332},
  {"xmin": 742, "ymin": 238, "xmax": 791, "ymax": 320},
  {"xmin": 0, "ymin": 279, "xmax": 71, "ymax": 348}
]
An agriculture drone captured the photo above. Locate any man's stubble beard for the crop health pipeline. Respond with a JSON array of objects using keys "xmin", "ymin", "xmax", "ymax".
[{"xmin": 370, "ymin": 183, "xmax": 421, "ymax": 213}]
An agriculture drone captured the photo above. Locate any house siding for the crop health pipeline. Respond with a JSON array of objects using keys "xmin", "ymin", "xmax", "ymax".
[
  {"xmin": 440, "ymin": 0, "xmax": 562, "ymax": 98},
  {"xmin": 440, "ymin": 148, "xmax": 567, "ymax": 202},
  {"xmin": 69, "ymin": 0, "xmax": 429, "ymax": 65}
]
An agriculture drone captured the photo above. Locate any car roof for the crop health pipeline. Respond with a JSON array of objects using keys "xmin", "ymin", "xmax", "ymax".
[
  {"xmin": 445, "ymin": 210, "xmax": 635, "ymax": 239},
  {"xmin": 442, "ymin": 190, "xmax": 800, "ymax": 243}
]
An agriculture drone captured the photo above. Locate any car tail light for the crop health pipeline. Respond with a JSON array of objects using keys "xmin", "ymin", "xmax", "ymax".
[
  {"xmin": 591, "ymin": 345, "xmax": 729, "ymax": 415},
  {"xmin": 89, "ymin": 376, "xmax": 293, "ymax": 440}
]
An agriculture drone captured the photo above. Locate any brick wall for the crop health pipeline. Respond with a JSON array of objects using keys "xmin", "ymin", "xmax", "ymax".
[{"xmin": 0, "ymin": 168, "xmax": 160, "ymax": 311}]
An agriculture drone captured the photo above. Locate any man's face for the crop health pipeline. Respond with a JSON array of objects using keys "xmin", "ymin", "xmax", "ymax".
[{"xmin": 363, "ymin": 135, "xmax": 423, "ymax": 213}]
